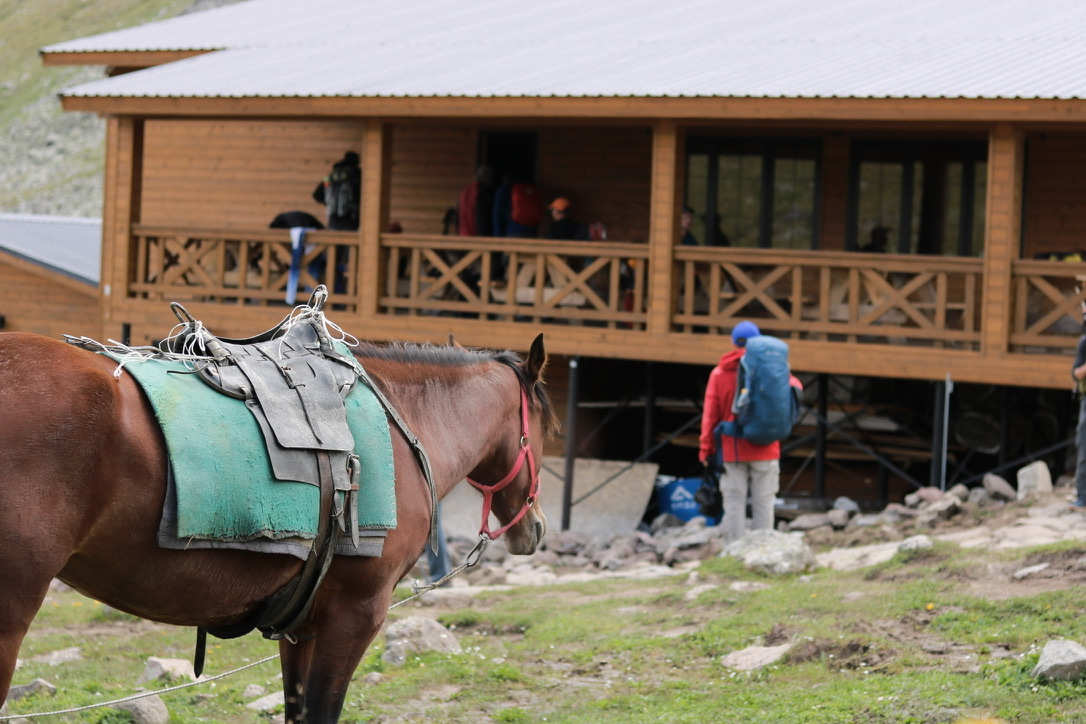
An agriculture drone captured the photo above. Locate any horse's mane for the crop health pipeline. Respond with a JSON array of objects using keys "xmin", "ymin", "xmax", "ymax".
[{"xmin": 350, "ymin": 341, "xmax": 559, "ymax": 438}]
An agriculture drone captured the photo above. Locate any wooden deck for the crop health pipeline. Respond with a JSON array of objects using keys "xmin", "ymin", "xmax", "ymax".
[{"xmin": 115, "ymin": 226, "xmax": 1085, "ymax": 390}]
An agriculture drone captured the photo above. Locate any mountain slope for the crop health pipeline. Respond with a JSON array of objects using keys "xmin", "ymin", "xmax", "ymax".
[{"xmin": 0, "ymin": 0, "xmax": 241, "ymax": 217}]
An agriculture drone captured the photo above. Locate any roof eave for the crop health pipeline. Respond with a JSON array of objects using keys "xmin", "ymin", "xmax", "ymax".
[{"xmin": 55, "ymin": 93, "xmax": 1086, "ymax": 124}]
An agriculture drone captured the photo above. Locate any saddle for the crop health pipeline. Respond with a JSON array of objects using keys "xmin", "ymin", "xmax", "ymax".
[{"xmin": 161, "ymin": 287, "xmax": 365, "ymax": 651}]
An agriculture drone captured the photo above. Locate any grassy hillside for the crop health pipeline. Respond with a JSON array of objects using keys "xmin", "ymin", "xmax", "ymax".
[{"xmin": 0, "ymin": 0, "xmax": 240, "ymax": 217}]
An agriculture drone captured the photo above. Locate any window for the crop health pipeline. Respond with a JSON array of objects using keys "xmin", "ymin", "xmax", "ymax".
[
  {"xmin": 849, "ymin": 140, "xmax": 986, "ymax": 256},
  {"xmin": 685, "ymin": 137, "xmax": 821, "ymax": 249}
]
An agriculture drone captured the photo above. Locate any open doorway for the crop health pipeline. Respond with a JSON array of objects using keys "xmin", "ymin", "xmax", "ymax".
[{"xmin": 479, "ymin": 130, "xmax": 538, "ymax": 184}]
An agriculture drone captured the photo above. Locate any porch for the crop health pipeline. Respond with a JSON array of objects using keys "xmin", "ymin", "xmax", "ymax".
[{"xmin": 120, "ymin": 225, "xmax": 1085, "ymax": 390}]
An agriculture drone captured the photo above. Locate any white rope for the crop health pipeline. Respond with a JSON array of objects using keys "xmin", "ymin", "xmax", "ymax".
[
  {"xmin": 2, "ymin": 536, "xmax": 488, "ymax": 721},
  {"xmin": 0, "ymin": 654, "xmax": 279, "ymax": 721}
]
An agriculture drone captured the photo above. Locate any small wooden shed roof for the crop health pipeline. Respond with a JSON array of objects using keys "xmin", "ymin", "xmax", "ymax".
[
  {"xmin": 43, "ymin": 0, "xmax": 1086, "ymax": 101},
  {"xmin": 0, "ymin": 213, "xmax": 100, "ymax": 286}
]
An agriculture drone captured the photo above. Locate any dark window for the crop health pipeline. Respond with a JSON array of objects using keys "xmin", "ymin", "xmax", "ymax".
[
  {"xmin": 685, "ymin": 137, "xmax": 821, "ymax": 250},
  {"xmin": 849, "ymin": 140, "xmax": 986, "ymax": 256}
]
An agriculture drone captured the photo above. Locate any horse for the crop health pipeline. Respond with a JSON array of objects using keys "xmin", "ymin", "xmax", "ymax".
[{"xmin": 0, "ymin": 330, "xmax": 555, "ymax": 723}]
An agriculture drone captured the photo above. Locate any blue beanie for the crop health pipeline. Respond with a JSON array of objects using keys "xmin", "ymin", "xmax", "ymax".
[{"xmin": 731, "ymin": 321, "xmax": 761, "ymax": 346}]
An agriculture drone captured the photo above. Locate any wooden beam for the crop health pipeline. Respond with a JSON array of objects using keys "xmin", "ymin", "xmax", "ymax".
[
  {"xmin": 980, "ymin": 124, "xmax": 1024, "ymax": 357},
  {"xmin": 647, "ymin": 121, "xmax": 678, "ymax": 336},
  {"xmin": 100, "ymin": 116, "xmax": 142, "ymax": 342},
  {"xmin": 57, "ymin": 95, "xmax": 1086, "ymax": 124},
  {"xmin": 358, "ymin": 120, "xmax": 385, "ymax": 316},
  {"xmin": 41, "ymin": 50, "xmax": 210, "ymax": 67}
]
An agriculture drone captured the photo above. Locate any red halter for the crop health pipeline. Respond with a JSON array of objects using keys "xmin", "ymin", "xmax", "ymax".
[{"xmin": 465, "ymin": 386, "xmax": 539, "ymax": 540}]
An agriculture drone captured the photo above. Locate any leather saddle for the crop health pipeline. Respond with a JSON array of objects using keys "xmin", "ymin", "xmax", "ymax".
[{"xmin": 162, "ymin": 287, "xmax": 365, "ymax": 650}]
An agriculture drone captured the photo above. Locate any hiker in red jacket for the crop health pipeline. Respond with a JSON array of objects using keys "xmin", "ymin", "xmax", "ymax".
[{"xmin": 699, "ymin": 321, "xmax": 802, "ymax": 541}]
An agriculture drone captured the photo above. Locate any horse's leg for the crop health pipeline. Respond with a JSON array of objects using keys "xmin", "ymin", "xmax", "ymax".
[
  {"xmin": 280, "ymin": 635, "xmax": 316, "ymax": 724},
  {"xmin": 0, "ymin": 570, "xmax": 54, "ymax": 707},
  {"xmin": 282, "ymin": 571, "xmax": 395, "ymax": 724}
]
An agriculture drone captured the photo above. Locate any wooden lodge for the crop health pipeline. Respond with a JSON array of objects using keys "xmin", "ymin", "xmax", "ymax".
[{"xmin": 38, "ymin": 0, "xmax": 1086, "ymax": 507}]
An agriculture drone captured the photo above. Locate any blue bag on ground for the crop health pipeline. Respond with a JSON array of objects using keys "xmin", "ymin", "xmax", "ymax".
[{"xmin": 716, "ymin": 335, "xmax": 799, "ymax": 446}]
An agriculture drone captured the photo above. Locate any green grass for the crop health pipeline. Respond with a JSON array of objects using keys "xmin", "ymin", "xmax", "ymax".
[{"xmin": 8, "ymin": 542, "xmax": 1086, "ymax": 723}]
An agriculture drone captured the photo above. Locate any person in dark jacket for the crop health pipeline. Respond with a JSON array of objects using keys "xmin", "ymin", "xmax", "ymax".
[
  {"xmin": 546, "ymin": 197, "xmax": 587, "ymax": 240},
  {"xmin": 1071, "ymin": 314, "xmax": 1086, "ymax": 509},
  {"xmin": 312, "ymin": 151, "xmax": 361, "ymax": 231}
]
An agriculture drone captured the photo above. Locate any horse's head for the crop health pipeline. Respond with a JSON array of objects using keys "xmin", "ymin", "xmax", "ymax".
[{"xmin": 467, "ymin": 334, "xmax": 554, "ymax": 555}]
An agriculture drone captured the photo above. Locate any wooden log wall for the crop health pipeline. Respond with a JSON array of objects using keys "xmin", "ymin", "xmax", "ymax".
[
  {"xmin": 0, "ymin": 256, "xmax": 99, "ymax": 338},
  {"xmin": 140, "ymin": 119, "xmax": 363, "ymax": 228},
  {"xmin": 386, "ymin": 123, "xmax": 654, "ymax": 243},
  {"xmin": 1023, "ymin": 132, "xmax": 1086, "ymax": 259}
]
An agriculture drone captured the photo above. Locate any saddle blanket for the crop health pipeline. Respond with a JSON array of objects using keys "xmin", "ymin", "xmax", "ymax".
[{"xmin": 107, "ymin": 349, "xmax": 397, "ymax": 559}]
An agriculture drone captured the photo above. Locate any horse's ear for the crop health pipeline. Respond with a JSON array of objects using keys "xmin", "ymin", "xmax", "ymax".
[
  {"xmin": 524, "ymin": 333, "xmax": 546, "ymax": 383},
  {"xmin": 448, "ymin": 334, "xmax": 462, "ymax": 348}
]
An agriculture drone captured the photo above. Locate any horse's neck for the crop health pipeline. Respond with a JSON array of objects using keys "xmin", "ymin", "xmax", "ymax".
[{"xmin": 383, "ymin": 370, "xmax": 510, "ymax": 499}]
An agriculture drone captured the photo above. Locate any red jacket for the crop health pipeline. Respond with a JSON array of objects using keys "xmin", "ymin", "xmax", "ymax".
[{"xmin": 699, "ymin": 348, "xmax": 802, "ymax": 464}]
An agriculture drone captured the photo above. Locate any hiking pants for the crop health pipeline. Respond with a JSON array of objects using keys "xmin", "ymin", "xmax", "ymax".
[
  {"xmin": 1076, "ymin": 396, "xmax": 1086, "ymax": 505},
  {"xmin": 720, "ymin": 459, "xmax": 780, "ymax": 542}
]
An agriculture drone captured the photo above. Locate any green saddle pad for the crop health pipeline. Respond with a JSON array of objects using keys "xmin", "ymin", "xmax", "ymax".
[{"xmin": 109, "ymin": 348, "xmax": 396, "ymax": 542}]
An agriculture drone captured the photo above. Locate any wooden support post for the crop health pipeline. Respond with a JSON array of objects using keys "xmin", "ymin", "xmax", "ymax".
[
  {"xmin": 101, "ymin": 116, "xmax": 143, "ymax": 342},
  {"xmin": 980, "ymin": 124, "xmax": 1024, "ymax": 358},
  {"xmin": 358, "ymin": 120, "xmax": 388, "ymax": 317},
  {"xmin": 646, "ymin": 121, "xmax": 680, "ymax": 336}
]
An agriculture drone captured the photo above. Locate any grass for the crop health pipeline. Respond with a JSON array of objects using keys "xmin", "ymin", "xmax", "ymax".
[{"xmin": 7, "ymin": 542, "xmax": 1086, "ymax": 723}]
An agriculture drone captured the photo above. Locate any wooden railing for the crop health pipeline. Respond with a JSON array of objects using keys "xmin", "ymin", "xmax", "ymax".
[
  {"xmin": 1011, "ymin": 259, "xmax": 1086, "ymax": 352},
  {"xmin": 381, "ymin": 234, "xmax": 650, "ymax": 329},
  {"xmin": 673, "ymin": 248, "xmax": 984, "ymax": 348},
  {"xmin": 124, "ymin": 226, "xmax": 1086, "ymax": 357},
  {"xmin": 129, "ymin": 225, "xmax": 360, "ymax": 310}
]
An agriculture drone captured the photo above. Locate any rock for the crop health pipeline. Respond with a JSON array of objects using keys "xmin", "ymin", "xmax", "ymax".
[
  {"xmin": 246, "ymin": 691, "xmax": 285, "ymax": 712},
  {"xmin": 833, "ymin": 496, "xmax": 861, "ymax": 514},
  {"xmin": 729, "ymin": 581, "xmax": 770, "ymax": 593},
  {"xmin": 904, "ymin": 493, "xmax": 922, "ymax": 508},
  {"xmin": 947, "ymin": 483, "xmax": 970, "ymax": 500},
  {"xmin": 1013, "ymin": 563, "xmax": 1050, "ymax": 580},
  {"xmin": 242, "ymin": 684, "xmax": 266, "ymax": 699},
  {"xmin": 1017, "ymin": 461, "xmax": 1053, "ymax": 500},
  {"xmin": 926, "ymin": 494, "xmax": 962, "ymax": 520},
  {"xmin": 967, "ymin": 487, "xmax": 990, "ymax": 507},
  {"xmin": 650, "ymin": 513, "xmax": 686, "ymax": 533},
  {"xmin": 899, "ymin": 534, "xmax": 934, "ymax": 553},
  {"xmin": 984, "ymin": 473, "xmax": 1017, "ymax": 501},
  {"xmin": 1032, "ymin": 640, "xmax": 1086, "ymax": 680},
  {"xmin": 382, "ymin": 616, "xmax": 462, "ymax": 666},
  {"xmin": 138, "ymin": 657, "xmax": 198, "ymax": 683},
  {"xmin": 363, "ymin": 672, "xmax": 384, "ymax": 685},
  {"xmin": 916, "ymin": 486, "xmax": 945, "ymax": 503},
  {"xmin": 720, "ymin": 643, "xmax": 792, "ymax": 671},
  {"xmin": 113, "ymin": 694, "xmax": 169, "ymax": 724},
  {"xmin": 788, "ymin": 513, "xmax": 832, "ymax": 531},
  {"xmin": 31, "ymin": 647, "xmax": 81, "ymax": 666},
  {"xmin": 826, "ymin": 509, "xmax": 851, "ymax": 530},
  {"xmin": 723, "ymin": 530, "xmax": 817, "ymax": 575},
  {"xmin": 883, "ymin": 503, "xmax": 918, "ymax": 519},
  {"xmin": 684, "ymin": 584, "xmax": 718, "ymax": 601},
  {"xmin": 6, "ymin": 678, "xmax": 56, "ymax": 701}
]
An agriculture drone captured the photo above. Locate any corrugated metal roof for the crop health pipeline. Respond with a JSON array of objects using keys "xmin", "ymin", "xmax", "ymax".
[
  {"xmin": 0, "ymin": 214, "xmax": 100, "ymax": 285},
  {"xmin": 45, "ymin": 0, "xmax": 1086, "ymax": 100}
]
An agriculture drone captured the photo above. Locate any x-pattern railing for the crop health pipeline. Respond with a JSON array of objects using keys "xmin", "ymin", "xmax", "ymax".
[
  {"xmin": 1011, "ymin": 260, "xmax": 1086, "ymax": 351},
  {"xmin": 382, "ymin": 234, "xmax": 648, "ymax": 328},
  {"xmin": 130, "ymin": 225, "xmax": 359, "ymax": 309},
  {"xmin": 674, "ymin": 247, "xmax": 982, "ymax": 347}
]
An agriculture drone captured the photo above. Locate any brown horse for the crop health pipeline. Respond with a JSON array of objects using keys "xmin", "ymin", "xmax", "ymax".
[{"xmin": 0, "ymin": 331, "xmax": 554, "ymax": 723}]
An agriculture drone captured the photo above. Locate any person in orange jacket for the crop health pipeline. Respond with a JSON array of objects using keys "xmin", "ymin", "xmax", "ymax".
[{"xmin": 699, "ymin": 321, "xmax": 802, "ymax": 541}]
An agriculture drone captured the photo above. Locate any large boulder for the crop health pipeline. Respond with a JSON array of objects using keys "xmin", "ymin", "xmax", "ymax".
[
  {"xmin": 722, "ymin": 530, "xmax": 817, "ymax": 575},
  {"xmin": 1032, "ymin": 640, "xmax": 1086, "ymax": 680},
  {"xmin": 382, "ymin": 616, "xmax": 462, "ymax": 666}
]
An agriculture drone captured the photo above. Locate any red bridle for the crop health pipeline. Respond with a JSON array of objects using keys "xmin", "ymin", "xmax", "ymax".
[{"xmin": 465, "ymin": 386, "xmax": 540, "ymax": 540}]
